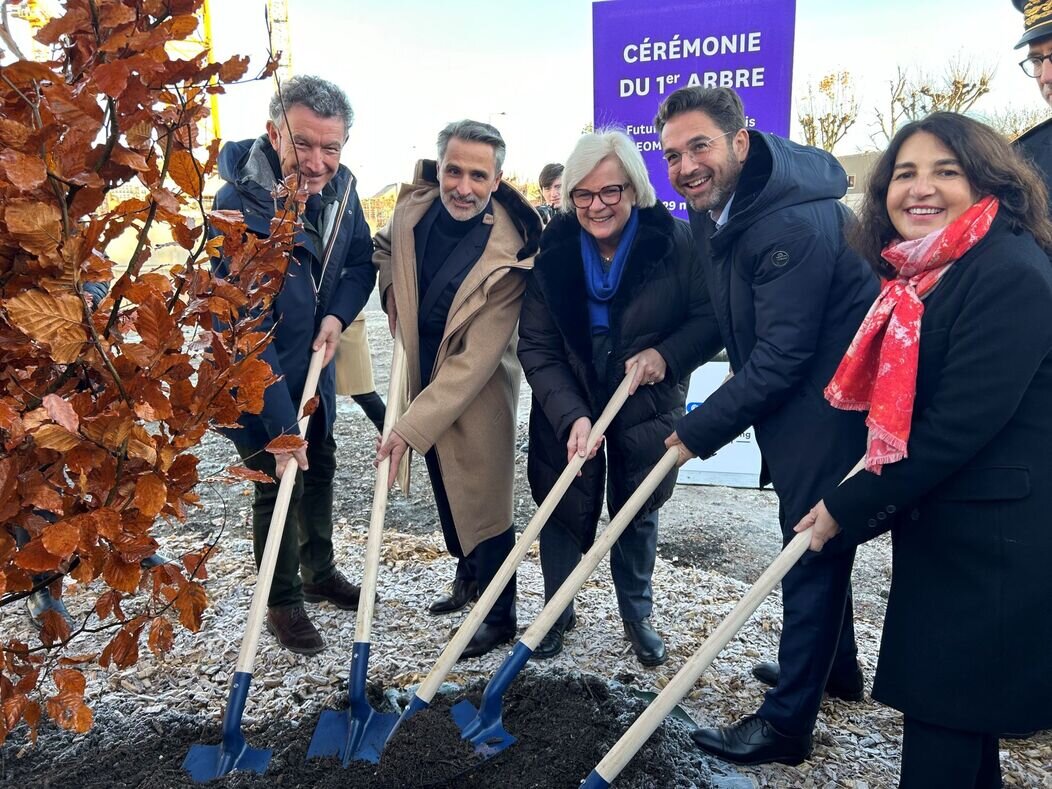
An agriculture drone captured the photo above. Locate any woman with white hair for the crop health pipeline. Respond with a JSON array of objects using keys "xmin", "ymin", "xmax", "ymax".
[{"xmin": 517, "ymin": 129, "xmax": 712, "ymax": 665}]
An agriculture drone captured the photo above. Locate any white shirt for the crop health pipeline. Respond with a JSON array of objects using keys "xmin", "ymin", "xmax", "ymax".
[{"xmin": 711, "ymin": 193, "xmax": 735, "ymax": 230}]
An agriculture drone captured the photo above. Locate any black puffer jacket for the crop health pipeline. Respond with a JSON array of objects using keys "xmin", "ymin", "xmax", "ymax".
[{"xmin": 517, "ymin": 202, "xmax": 714, "ymax": 519}]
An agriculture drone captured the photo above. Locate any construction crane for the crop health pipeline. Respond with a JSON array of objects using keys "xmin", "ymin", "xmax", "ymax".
[{"xmin": 267, "ymin": 0, "xmax": 292, "ymax": 82}]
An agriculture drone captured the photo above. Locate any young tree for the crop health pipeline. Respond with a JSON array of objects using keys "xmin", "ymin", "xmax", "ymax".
[
  {"xmin": 0, "ymin": 0, "xmax": 292, "ymax": 742},
  {"xmin": 798, "ymin": 71, "xmax": 858, "ymax": 153}
]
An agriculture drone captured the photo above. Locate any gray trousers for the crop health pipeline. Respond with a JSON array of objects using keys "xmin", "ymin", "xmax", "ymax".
[{"xmin": 539, "ymin": 506, "xmax": 658, "ymax": 628}]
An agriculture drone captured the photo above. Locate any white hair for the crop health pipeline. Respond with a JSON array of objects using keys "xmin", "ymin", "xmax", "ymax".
[{"xmin": 560, "ymin": 127, "xmax": 657, "ymax": 212}]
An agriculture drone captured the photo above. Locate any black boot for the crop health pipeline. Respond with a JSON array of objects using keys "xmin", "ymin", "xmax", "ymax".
[
  {"xmin": 532, "ymin": 612, "xmax": 577, "ymax": 660},
  {"xmin": 623, "ymin": 617, "xmax": 667, "ymax": 667}
]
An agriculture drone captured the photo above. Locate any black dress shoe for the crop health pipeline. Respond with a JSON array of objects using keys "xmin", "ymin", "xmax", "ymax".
[
  {"xmin": 751, "ymin": 660, "xmax": 865, "ymax": 702},
  {"xmin": 458, "ymin": 621, "xmax": 517, "ymax": 660},
  {"xmin": 139, "ymin": 552, "xmax": 170, "ymax": 570},
  {"xmin": 532, "ymin": 612, "xmax": 577, "ymax": 660},
  {"xmin": 623, "ymin": 617, "xmax": 667, "ymax": 667},
  {"xmin": 429, "ymin": 578, "xmax": 479, "ymax": 615},
  {"xmin": 691, "ymin": 714, "xmax": 812, "ymax": 766}
]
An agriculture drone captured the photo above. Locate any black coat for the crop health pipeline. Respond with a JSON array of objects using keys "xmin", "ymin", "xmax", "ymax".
[
  {"xmin": 213, "ymin": 136, "xmax": 376, "ymax": 449},
  {"xmin": 517, "ymin": 203, "xmax": 711, "ymax": 521},
  {"xmin": 1015, "ymin": 117, "xmax": 1052, "ymax": 220},
  {"xmin": 825, "ymin": 218, "xmax": 1052, "ymax": 734},
  {"xmin": 676, "ymin": 132, "xmax": 877, "ymax": 528}
]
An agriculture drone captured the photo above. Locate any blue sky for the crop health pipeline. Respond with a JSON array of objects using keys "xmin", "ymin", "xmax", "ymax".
[{"xmin": 208, "ymin": 0, "xmax": 1040, "ymax": 196}]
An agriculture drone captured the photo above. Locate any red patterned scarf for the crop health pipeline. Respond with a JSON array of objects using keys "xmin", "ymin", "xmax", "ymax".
[{"xmin": 825, "ymin": 195, "xmax": 999, "ymax": 474}]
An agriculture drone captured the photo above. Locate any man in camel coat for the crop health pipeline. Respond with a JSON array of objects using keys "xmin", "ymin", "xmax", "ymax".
[{"xmin": 374, "ymin": 119, "xmax": 541, "ymax": 658}]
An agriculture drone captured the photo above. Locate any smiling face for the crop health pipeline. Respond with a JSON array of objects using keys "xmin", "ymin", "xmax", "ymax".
[
  {"xmin": 886, "ymin": 130, "xmax": 980, "ymax": 241},
  {"xmin": 659, "ymin": 109, "xmax": 748, "ymax": 214},
  {"xmin": 438, "ymin": 137, "xmax": 502, "ymax": 221},
  {"xmin": 266, "ymin": 104, "xmax": 346, "ymax": 195},
  {"xmin": 571, "ymin": 156, "xmax": 635, "ymax": 257}
]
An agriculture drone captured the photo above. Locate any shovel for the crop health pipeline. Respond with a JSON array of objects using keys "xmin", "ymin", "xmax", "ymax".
[
  {"xmin": 580, "ymin": 459, "xmax": 866, "ymax": 788},
  {"xmin": 182, "ymin": 346, "xmax": 326, "ymax": 782},
  {"xmin": 451, "ymin": 444, "xmax": 681, "ymax": 757},
  {"xmin": 306, "ymin": 330, "xmax": 407, "ymax": 765},
  {"xmin": 388, "ymin": 370, "xmax": 638, "ymax": 742}
]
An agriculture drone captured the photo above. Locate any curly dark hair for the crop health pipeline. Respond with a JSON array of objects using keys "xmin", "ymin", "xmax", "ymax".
[{"xmin": 851, "ymin": 112, "xmax": 1052, "ymax": 276}]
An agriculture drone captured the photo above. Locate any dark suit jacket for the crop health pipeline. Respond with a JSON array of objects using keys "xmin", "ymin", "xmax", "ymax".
[{"xmin": 825, "ymin": 218, "xmax": 1052, "ymax": 734}]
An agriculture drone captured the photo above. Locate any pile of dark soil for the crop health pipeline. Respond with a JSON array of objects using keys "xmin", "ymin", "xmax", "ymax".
[{"xmin": 3, "ymin": 670, "xmax": 713, "ymax": 788}]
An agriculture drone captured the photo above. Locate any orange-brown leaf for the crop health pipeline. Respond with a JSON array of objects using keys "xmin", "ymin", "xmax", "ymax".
[
  {"xmin": 225, "ymin": 465, "xmax": 273, "ymax": 484},
  {"xmin": 264, "ymin": 434, "xmax": 306, "ymax": 454},
  {"xmin": 5, "ymin": 290, "xmax": 87, "ymax": 364},
  {"xmin": 301, "ymin": 395, "xmax": 320, "ymax": 417},
  {"xmin": 3, "ymin": 200, "xmax": 62, "ymax": 256},
  {"xmin": 13, "ymin": 538, "xmax": 59, "ymax": 573},
  {"xmin": 0, "ymin": 150, "xmax": 47, "ymax": 191},
  {"xmin": 41, "ymin": 520, "xmax": 79, "ymax": 559},
  {"xmin": 32, "ymin": 423, "xmax": 81, "ymax": 452},
  {"xmin": 174, "ymin": 581, "xmax": 208, "ymax": 632},
  {"xmin": 102, "ymin": 554, "xmax": 141, "ymax": 594},
  {"xmin": 218, "ymin": 55, "xmax": 250, "ymax": 83},
  {"xmin": 147, "ymin": 616, "xmax": 174, "ymax": 657},
  {"xmin": 167, "ymin": 150, "xmax": 202, "ymax": 199},
  {"xmin": 181, "ymin": 548, "xmax": 209, "ymax": 581},
  {"xmin": 42, "ymin": 394, "xmax": 79, "ymax": 432},
  {"xmin": 39, "ymin": 607, "xmax": 72, "ymax": 647},
  {"xmin": 134, "ymin": 296, "xmax": 177, "ymax": 353},
  {"xmin": 133, "ymin": 473, "xmax": 167, "ymax": 518},
  {"xmin": 94, "ymin": 589, "xmax": 124, "ymax": 622},
  {"xmin": 92, "ymin": 60, "xmax": 131, "ymax": 98}
]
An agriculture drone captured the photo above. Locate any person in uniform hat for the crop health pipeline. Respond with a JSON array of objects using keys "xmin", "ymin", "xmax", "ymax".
[{"xmin": 1013, "ymin": 0, "xmax": 1052, "ymax": 213}]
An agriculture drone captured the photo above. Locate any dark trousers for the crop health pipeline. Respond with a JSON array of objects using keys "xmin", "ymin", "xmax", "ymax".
[
  {"xmin": 235, "ymin": 415, "xmax": 338, "ymax": 608},
  {"xmin": 758, "ymin": 505, "xmax": 859, "ymax": 736},
  {"xmin": 424, "ymin": 448, "xmax": 516, "ymax": 626},
  {"xmin": 540, "ymin": 505, "xmax": 658, "ymax": 628},
  {"xmin": 900, "ymin": 717, "xmax": 1002, "ymax": 789}
]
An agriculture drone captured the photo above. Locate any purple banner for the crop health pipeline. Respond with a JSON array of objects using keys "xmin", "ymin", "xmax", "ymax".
[{"xmin": 593, "ymin": 0, "xmax": 796, "ymax": 217}]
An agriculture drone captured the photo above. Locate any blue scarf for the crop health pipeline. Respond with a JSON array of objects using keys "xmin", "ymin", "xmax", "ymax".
[{"xmin": 581, "ymin": 207, "xmax": 639, "ymax": 335}]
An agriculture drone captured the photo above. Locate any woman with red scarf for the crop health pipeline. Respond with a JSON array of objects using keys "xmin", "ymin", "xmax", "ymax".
[{"xmin": 796, "ymin": 112, "xmax": 1052, "ymax": 787}]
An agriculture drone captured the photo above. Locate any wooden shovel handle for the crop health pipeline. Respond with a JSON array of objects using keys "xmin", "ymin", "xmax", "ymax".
[
  {"xmin": 520, "ymin": 445, "xmax": 681, "ymax": 650},
  {"xmin": 589, "ymin": 457, "xmax": 868, "ymax": 784},
  {"xmin": 414, "ymin": 368, "xmax": 639, "ymax": 704},
  {"xmin": 354, "ymin": 328, "xmax": 408, "ymax": 643},
  {"xmin": 236, "ymin": 346, "xmax": 327, "ymax": 674}
]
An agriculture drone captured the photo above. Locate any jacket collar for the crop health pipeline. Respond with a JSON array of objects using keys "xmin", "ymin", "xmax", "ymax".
[{"xmin": 532, "ymin": 203, "xmax": 677, "ymax": 364}]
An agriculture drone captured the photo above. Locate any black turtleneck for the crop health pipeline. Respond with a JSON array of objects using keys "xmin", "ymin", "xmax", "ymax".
[{"xmin": 419, "ymin": 201, "xmax": 486, "ymax": 296}]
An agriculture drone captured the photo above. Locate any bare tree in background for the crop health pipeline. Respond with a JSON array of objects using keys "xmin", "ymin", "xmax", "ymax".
[
  {"xmin": 984, "ymin": 105, "xmax": 1052, "ymax": 140},
  {"xmin": 798, "ymin": 71, "xmax": 858, "ymax": 153},
  {"xmin": 869, "ymin": 58, "xmax": 996, "ymax": 146}
]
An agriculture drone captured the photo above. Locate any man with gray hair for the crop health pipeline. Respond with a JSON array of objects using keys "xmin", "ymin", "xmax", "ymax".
[
  {"xmin": 374, "ymin": 120, "xmax": 542, "ymax": 658},
  {"xmin": 212, "ymin": 75, "xmax": 376, "ymax": 655}
]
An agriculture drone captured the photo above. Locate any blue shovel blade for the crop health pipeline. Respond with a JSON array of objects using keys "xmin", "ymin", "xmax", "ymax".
[
  {"xmin": 308, "ymin": 707, "xmax": 399, "ymax": 765},
  {"xmin": 182, "ymin": 671, "xmax": 271, "ymax": 783},
  {"xmin": 182, "ymin": 740, "xmax": 272, "ymax": 783},
  {"xmin": 307, "ymin": 642, "xmax": 398, "ymax": 765},
  {"xmin": 449, "ymin": 640, "xmax": 531, "ymax": 758},
  {"xmin": 450, "ymin": 698, "xmax": 517, "ymax": 758},
  {"xmin": 580, "ymin": 770, "xmax": 612, "ymax": 789}
]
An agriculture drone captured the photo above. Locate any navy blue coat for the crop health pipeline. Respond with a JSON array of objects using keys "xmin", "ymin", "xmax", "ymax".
[
  {"xmin": 825, "ymin": 218, "xmax": 1052, "ymax": 734},
  {"xmin": 1015, "ymin": 116, "xmax": 1052, "ymax": 220},
  {"xmin": 212, "ymin": 136, "xmax": 376, "ymax": 449},
  {"xmin": 676, "ymin": 132, "xmax": 877, "ymax": 528}
]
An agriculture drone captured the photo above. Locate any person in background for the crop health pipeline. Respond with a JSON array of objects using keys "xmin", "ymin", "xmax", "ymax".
[
  {"xmin": 797, "ymin": 112, "xmax": 1052, "ymax": 788},
  {"xmin": 536, "ymin": 162, "xmax": 564, "ymax": 225},
  {"xmin": 334, "ymin": 311, "xmax": 386, "ymax": 434},
  {"xmin": 518, "ymin": 130, "xmax": 710, "ymax": 666},
  {"xmin": 1013, "ymin": 0, "xmax": 1052, "ymax": 209}
]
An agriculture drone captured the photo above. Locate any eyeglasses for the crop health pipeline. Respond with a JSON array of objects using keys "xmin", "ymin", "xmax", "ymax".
[
  {"xmin": 662, "ymin": 130, "xmax": 735, "ymax": 168},
  {"xmin": 1020, "ymin": 52, "xmax": 1052, "ymax": 78},
  {"xmin": 570, "ymin": 182, "xmax": 631, "ymax": 209}
]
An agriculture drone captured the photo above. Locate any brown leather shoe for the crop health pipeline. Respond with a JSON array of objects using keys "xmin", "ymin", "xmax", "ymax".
[
  {"xmin": 302, "ymin": 571, "xmax": 361, "ymax": 610},
  {"xmin": 266, "ymin": 604, "xmax": 324, "ymax": 654}
]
